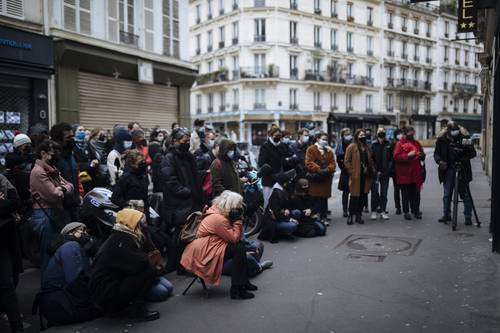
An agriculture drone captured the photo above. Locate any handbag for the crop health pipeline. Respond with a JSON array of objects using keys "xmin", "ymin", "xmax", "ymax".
[{"xmin": 32, "ymin": 195, "xmax": 68, "ymax": 232}]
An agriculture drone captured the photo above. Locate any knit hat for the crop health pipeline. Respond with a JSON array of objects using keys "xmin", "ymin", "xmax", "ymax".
[
  {"xmin": 60, "ymin": 222, "xmax": 86, "ymax": 235},
  {"xmin": 114, "ymin": 127, "xmax": 132, "ymax": 143},
  {"xmin": 116, "ymin": 208, "xmax": 144, "ymax": 231},
  {"xmin": 13, "ymin": 134, "xmax": 31, "ymax": 148}
]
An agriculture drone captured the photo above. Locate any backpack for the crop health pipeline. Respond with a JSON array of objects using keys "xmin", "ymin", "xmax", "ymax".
[{"xmin": 179, "ymin": 209, "xmax": 211, "ymax": 244}]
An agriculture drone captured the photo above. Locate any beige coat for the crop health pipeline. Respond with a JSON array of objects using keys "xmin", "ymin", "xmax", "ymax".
[
  {"xmin": 305, "ymin": 144, "xmax": 336, "ymax": 198},
  {"xmin": 344, "ymin": 143, "xmax": 374, "ymax": 197}
]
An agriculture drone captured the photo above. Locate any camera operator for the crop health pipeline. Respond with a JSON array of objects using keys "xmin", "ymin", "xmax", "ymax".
[{"xmin": 434, "ymin": 122, "xmax": 476, "ymax": 225}]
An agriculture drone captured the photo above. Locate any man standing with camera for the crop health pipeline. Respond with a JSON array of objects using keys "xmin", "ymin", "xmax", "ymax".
[{"xmin": 434, "ymin": 122, "xmax": 477, "ymax": 225}]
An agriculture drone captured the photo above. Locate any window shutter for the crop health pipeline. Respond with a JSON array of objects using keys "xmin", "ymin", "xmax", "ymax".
[
  {"xmin": 79, "ymin": 0, "xmax": 91, "ymax": 34},
  {"xmin": 144, "ymin": 0, "xmax": 154, "ymax": 51},
  {"xmin": 107, "ymin": 0, "xmax": 118, "ymax": 42},
  {"xmin": 6, "ymin": 0, "xmax": 24, "ymax": 18},
  {"xmin": 64, "ymin": 0, "xmax": 77, "ymax": 31}
]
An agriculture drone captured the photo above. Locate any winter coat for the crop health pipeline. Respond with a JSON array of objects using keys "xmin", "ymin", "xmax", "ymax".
[
  {"xmin": 259, "ymin": 184, "xmax": 291, "ymax": 242},
  {"xmin": 258, "ymin": 141, "xmax": 289, "ymax": 187},
  {"xmin": 335, "ymin": 141, "xmax": 350, "ymax": 192},
  {"xmin": 106, "ymin": 149, "xmax": 123, "ymax": 187},
  {"xmin": 111, "ymin": 170, "xmax": 150, "ymax": 218},
  {"xmin": 180, "ymin": 206, "xmax": 243, "ymax": 285},
  {"xmin": 290, "ymin": 140, "xmax": 309, "ymax": 177},
  {"xmin": 89, "ymin": 230, "xmax": 157, "ymax": 314},
  {"xmin": 210, "ymin": 140, "xmax": 241, "ymax": 197},
  {"xmin": 344, "ymin": 143, "xmax": 375, "ymax": 196},
  {"xmin": 194, "ymin": 142, "xmax": 216, "ymax": 172},
  {"xmin": 160, "ymin": 148, "xmax": 203, "ymax": 228},
  {"xmin": 74, "ymin": 142, "xmax": 98, "ymax": 193},
  {"xmin": 5, "ymin": 149, "xmax": 34, "ymax": 201},
  {"xmin": 393, "ymin": 138, "xmax": 425, "ymax": 190},
  {"xmin": 288, "ymin": 194, "xmax": 322, "ymax": 237},
  {"xmin": 433, "ymin": 128, "xmax": 476, "ymax": 183},
  {"xmin": 30, "ymin": 160, "xmax": 74, "ymax": 209},
  {"xmin": 305, "ymin": 144, "xmax": 336, "ymax": 198},
  {"xmin": 0, "ymin": 174, "xmax": 23, "ymax": 278},
  {"xmin": 56, "ymin": 150, "xmax": 83, "ymax": 201},
  {"xmin": 371, "ymin": 139, "xmax": 393, "ymax": 176}
]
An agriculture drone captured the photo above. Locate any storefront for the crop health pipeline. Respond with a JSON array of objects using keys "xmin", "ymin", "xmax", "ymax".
[
  {"xmin": 327, "ymin": 112, "xmax": 394, "ymax": 139},
  {"xmin": 0, "ymin": 26, "xmax": 53, "ymax": 166}
]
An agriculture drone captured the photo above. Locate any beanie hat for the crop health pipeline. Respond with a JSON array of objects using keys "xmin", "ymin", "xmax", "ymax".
[
  {"xmin": 116, "ymin": 208, "xmax": 144, "ymax": 231},
  {"xmin": 13, "ymin": 134, "xmax": 31, "ymax": 148},
  {"xmin": 131, "ymin": 129, "xmax": 145, "ymax": 139},
  {"xmin": 60, "ymin": 222, "xmax": 86, "ymax": 235},
  {"xmin": 114, "ymin": 127, "xmax": 132, "ymax": 143}
]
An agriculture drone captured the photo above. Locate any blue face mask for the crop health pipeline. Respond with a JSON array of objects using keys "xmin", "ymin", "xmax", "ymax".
[
  {"xmin": 75, "ymin": 131, "xmax": 86, "ymax": 142},
  {"xmin": 123, "ymin": 140, "xmax": 133, "ymax": 149},
  {"xmin": 303, "ymin": 135, "xmax": 309, "ymax": 143},
  {"xmin": 227, "ymin": 151, "xmax": 235, "ymax": 160}
]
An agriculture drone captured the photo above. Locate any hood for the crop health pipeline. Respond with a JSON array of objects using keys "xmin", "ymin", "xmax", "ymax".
[
  {"xmin": 217, "ymin": 139, "xmax": 236, "ymax": 159},
  {"xmin": 116, "ymin": 208, "xmax": 144, "ymax": 231}
]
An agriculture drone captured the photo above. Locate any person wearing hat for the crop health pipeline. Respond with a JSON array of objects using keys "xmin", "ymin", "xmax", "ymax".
[
  {"xmin": 160, "ymin": 128, "xmax": 203, "ymax": 273},
  {"xmin": 107, "ymin": 127, "xmax": 132, "ymax": 186},
  {"xmin": 5, "ymin": 133, "xmax": 35, "ymax": 208},
  {"xmin": 258, "ymin": 169, "xmax": 298, "ymax": 243},
  {"xmin": 89, "ymin": 209, "xmax": 160, "ymax": 322},
  {"xmin": 37, "ymin": 222, "xmax": 98, "ymax": 326}
]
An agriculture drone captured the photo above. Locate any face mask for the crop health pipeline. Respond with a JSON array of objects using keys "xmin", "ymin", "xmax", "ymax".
[
  {"xmin": 178, "ymin": 142, "xmax": 190, "ymax": 153},
  {"xmin": 450, "ymin": 130, "xmax": 460, "ymax": 137},
  {"xmin": 75, "ymin": 131, "xmax": 86, "ymax": 142},
  {"xmin": 227, "ymin": 150, "xmax": 235, "ymax": 160},
  {"xmin": 359, "ymin": 137, "xmax": 367, "ymax": 144},
  {"xmin": 98, "ymin": 134, "xmax": 107, "ymax": 142},
  {"xmin": 406, "ymin": 135, "xmax": 414, "ymax": 141},
  {"xmin": 157, "ymin": 135, "xmax": 165, "ymax": 142},
  {"xmin": 272, "ymin": 137, "xmax": 281, "ymax": 144},
  {"xmin": 207, "ymin": 139, "xmax": 215, "ymax": 149},
  {"xmin": 282, "ymin": 138, "xmax": 291, "ymax": 145},
  {"xmin": 65, "ymin": 138, "xmax": 76, "ymax": 150},
  {"xmin": 123, "ymin": 141, "xmax": 133, "ymax": 149},
  {"xmin": 344, "ymin": 135, "xmax": 353, "ymax": 142},
  {"xmin": 318, "ymin": 139, "xmax": 328, "ymax": 148},
  {"xmin": 377, "ymin": 132, "xmax": 386, "ymax": 139},
  {"xmin": 228, "ymin": 207, "xmax": 244, "ymax": 222},
  {"xmin": 22, "ymin": 145, "xmax": 32, "ymax": 154},
  {"xmin": 270, "ymin": 137, "xmax": 280, "ymax": 146},
  {"xmin": 302, "ymin": 135, "xmax": 309, "ymax": 143}
]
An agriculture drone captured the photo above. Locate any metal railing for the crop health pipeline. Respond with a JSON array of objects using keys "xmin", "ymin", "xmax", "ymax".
[
  {"xmin": 196, "ymin": 69, "xmax": 230, "ymax": 85},
  {"xmin": 240, "ymin": 66, "xmax": 280, "ymax": 79},
  {"xmin": 120, "ymin": 31, "xmax": 139, "ymax": 47},
  {"xmin": 452, "ymin": 83, "xmax": 477, "ymax": 95},
  {"xmin": 304, "ymin": 70, "xmax": 374, "ymax": 87},
  {"xmin": 254, "ymin": 34, "xmax": 266, "ymax": 42},
  {"xmin": 253, "ymin": 102, "xmax": 266, "ymax": 110}
]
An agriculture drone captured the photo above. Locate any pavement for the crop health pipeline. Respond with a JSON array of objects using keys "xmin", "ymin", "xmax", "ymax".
[{"xmin": 5, "ymin": 149, "xmax": 500, "ymax": 333}]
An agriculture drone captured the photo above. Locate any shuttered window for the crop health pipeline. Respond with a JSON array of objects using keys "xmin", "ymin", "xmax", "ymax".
[
  {"xmin": 107, "ymin": 0, "xmax": 118, "ymax": 42},
  {"xmin": 79, "ymin": 72, "xmax": 178, "ymax": 131},
  {"xmin": 162, "ymin": 0, "xmax": 171, "ymax": 56},
  {"xmin": 162, "ymin": 0, "xmax": 179, "ymax": 58},
  {"xmin": 63, "ymin": 0, "xmax": 91, "ymax": 35},
  {"xmin": 144, "ymin": 0, "xmax": 154, "ymax": 51},
  {"xmin": 0, "ymin": 0, "xmax": 24, "ymax": 18}
]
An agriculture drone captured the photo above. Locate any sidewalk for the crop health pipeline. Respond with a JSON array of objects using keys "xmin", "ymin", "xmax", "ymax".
[{"xmin": 6, "ymin": 153, "xmax": 500, "ymax": 333}]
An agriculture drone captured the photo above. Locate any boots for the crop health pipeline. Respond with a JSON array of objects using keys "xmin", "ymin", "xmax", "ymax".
[
  {"xmin": 347, "ymin": 215, "xmax": 354, "ymax": 225},
  {"xmin": 230, "ymin": 285, "xmax": 255, "ymax": 300},
  {"xmin": 355, "ymin": 214, "xmax": 364, "ymax": 224},
  {"xmin": 245, "ymin": 281, "xmax": 258, "ymax": 291},
  {"xmin": 127, "ymin": 302, "xmax": 160, "ymax": 322}
]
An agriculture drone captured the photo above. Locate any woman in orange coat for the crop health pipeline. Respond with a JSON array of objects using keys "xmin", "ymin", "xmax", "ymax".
[
  {"xmin": 180, "ymin": 190, "xmax": 257, "ymax": 300},
  {"xmin": 305, "ymin": 132, "xmax": 336, "ymax": 224}
]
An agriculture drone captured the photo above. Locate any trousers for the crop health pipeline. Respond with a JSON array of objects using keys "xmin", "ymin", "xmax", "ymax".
[{"xmin": 223, "ymin": 242, "xmax": 248, "ymax": 286}]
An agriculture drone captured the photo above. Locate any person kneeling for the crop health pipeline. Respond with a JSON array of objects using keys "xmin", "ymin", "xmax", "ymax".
[
  {"xmin": 89, "ymin": 209, "xmax": 161, "ymax": 322},
  {"xmin": 289, "ymin": 179, "xmax": 327, "ymax": 237},
  {"xmin": 36, "ymin": 223, "xmax": 99, "ymax": 327},
  {"xmin": 222, "ymin": 238, "xmax": 273, "ymax": 278},
  {"xmin": 181, "ymin": 191, "xmax": 257, "ymax": 300}
]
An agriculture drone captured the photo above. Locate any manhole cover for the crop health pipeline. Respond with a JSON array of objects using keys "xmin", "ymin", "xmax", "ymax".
[
  {"xmin": 336, "ymin": 234, "xmax": 422, "ymax": 256},
  {"xmin": 345, "ymin": 253, "xmax": 386, "ymax": 262}
]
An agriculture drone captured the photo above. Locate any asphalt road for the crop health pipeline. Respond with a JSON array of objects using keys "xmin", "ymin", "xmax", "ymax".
[{"xmin": 9, "ymin": 150, "xmax": 500, "ymax": 333}]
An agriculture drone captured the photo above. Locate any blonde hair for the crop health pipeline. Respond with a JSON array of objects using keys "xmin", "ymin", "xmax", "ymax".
[{"xmin": 212, "ymin": 190, "xmax": 244, "ymax": 216}]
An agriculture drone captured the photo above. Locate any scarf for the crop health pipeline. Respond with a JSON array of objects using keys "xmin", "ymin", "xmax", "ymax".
[
  {"xmin": 112, "ymin": 223, "xmax": 144, "ymax": 247},
  {"xmin": 89, "ymin": 139, "xmax": 107, "ymax": 161}
]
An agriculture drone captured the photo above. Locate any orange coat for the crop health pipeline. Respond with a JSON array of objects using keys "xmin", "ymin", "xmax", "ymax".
[
  {"xmin": 305, "ymin": 144, "xmax": 336, "ymax": 198},
  {"xmin": 180, "ymin": 206, "xmax": 242, "ymax": 285}
]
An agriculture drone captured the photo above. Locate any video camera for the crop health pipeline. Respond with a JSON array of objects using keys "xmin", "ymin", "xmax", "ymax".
[{"xmin": 450, "ymin": 138, "xmax": 474, "ymax": 164}]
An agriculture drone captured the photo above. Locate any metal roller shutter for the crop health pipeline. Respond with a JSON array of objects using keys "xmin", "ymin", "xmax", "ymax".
[{"xmin": 79, "ymin": 71, "xmax": 178, "ymax": 131}]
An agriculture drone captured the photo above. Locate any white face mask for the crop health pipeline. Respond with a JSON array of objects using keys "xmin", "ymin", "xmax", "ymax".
[
  {"xmin": 227, "ymin": 150, "xmax": 235, "ymax": 160},
  {"xmin": 123, "ymin": 141, "xmax": 133, "ymax": 149},
  {"xmin": 318, "ymin": 139, "xmax": 328, "ymax": 148},
  {"xmin": 282, "ymin": 138, "xmax": 291, "ymax": 144},
  {"xmin": 344, "ymin": 135, "xmax": 353, "ymax": 141},
  {"xmin": 396, "ymin": 134, "xmax": 403, "ymax": 140},
  {"xmin": 157, "ymin": 135, "xmax": 164, "ymax": 142},
  {"xmin": 302, "ymin": 135, "xmax": 309, "ymax": 143},
  {"xmin": 450, "ymin": 130, "xmax": 460, "ymax": 137}
]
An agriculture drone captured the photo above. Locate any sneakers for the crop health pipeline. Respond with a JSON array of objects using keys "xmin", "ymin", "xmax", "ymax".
[
  {"xmin": 381, "ymin": 212, "xmax": 389, "ymax": 220},
  {"xmin": 259, "ymin": 260, "xmax": 273, "ymax": 271},
  {"xmin": 370, "ymin": 212, "xmax": 378, "ymax": 220},
  {"xmin": 438, "ymin": 216, "xmax": 451, "ymax": 223}
]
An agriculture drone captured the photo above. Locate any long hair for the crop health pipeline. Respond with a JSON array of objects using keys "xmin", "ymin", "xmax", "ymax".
[{"xmin": 212, "ymin": 190, "xmax": 244, "ymax": 217}]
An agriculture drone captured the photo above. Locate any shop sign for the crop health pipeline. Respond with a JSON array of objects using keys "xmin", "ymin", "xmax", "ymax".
[
  {"xmin": 457, "ymin": 0, "xmax": 478, "ymax": 33},
  {"xmin": 0, "ymin": 26, "xmax": 53, "ymax": 68}
]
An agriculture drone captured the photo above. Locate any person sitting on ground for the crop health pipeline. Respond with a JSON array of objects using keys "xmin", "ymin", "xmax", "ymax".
[
  {"xmin": 181, "ymin": 191, "xmax": 257, "ymax": 300},
  {"xmin": 89, "ymin": 209, "xmax": 161, "ymax": 322},
  {"xmin": 288, "ymin": 178, "xmax": 326, "ymax": 238},
  {"xmin": 258, "ymin": 169, "xmax": 298, "ymax": 243},
  {"xmin": 37, "ymin": 223, "xmax": 99, "ymax": 326}
]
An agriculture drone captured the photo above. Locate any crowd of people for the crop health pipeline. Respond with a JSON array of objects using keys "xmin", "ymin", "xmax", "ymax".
[{"xmin": 0, "ymin": 118, "xmax": 476, "ymax": 331}]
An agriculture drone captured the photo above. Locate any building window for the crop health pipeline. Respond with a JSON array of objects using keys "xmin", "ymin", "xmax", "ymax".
[
  {"xmin": 313, "ymin": 58, "xmax": 321, "ymax": 74},
  {"xmin": 454, "ymin": 97, "xmax": 459, "ymax": 112},
  {"xmin": 232, "ymin": 88, "xmax": 239, "ymax": 109},
  {"xmin": 367, "ymin": 64, "xmax": 373, "ymax": 80},
  {"xmin": 195, "ymin": 34, "xmax": 201, "ymax": 54},
  {"xmin": 366, "ymin": 95, "xmax": 373, "ymax": 112},
  {"xmin": 254, "ymin": 88, "xmax": 266, "ymax": 109},
  {"xmin": 444, "ymin": 46, "xmax": 449, "ymax": 62},
  {"xmin": 232, "ymin": 21, "xmax": 239, "ymax": 44},
  {"xmin": 144, "ymin": 0, "xmax": 155, "ymax": 51},
  {"xmin": 254, "ymin": 53, "xmax": 266, "ymax": 76},
  {"xmin": 207, "ymin": 0, "xmax": 213, "ymax": 19},
  {"xmin": 64, "ymin": 0, "xmax": 91, "ymax": 35},
  {"xmin": 455, "ymin": 48, "xmax": 460, "ymax": 65},
  {"xmin": 331, "ymin": 29, "xmax": 338, "ymax": 50},
  {"xmin": 208, "ymin": 93, "xmax": 214, "ymax": 112},
  {"xmin": 314, "ymin": 91, "xmax": 321, "ymax": 111},
  {"xmin": 289, "ymin": 89, "xmax": 298, "ymax": 109},
  {"xmin": 346, "ymin": 93, "xmax": 353, "ymax": 111},
  {"xmin": 219, "ymin": 25, "xmax": 225, "ymax": 48},
  {"xmin": 426, "ymin": 46, "xmax": 431, "ymax": 62},
  {"xmin": 347, "ymin": 2, "xmax": 353, "ymax": 19},
  {"xmin": 347, "ymin": 63, "xmax": 353, "ymax": 78},
  {"xmin": 290, "ymin": 55, "xmax": 298, "ymax": 79},
  {"xmin": 207, "ymin": 60, "xmax": 213, "ymax": 72},
  {"xmin": 387, "ymin": 94, "xmax": 393, "ymax": 111},
  {"xmin": 414, "ymin": 43, "xmax": 419, "ymax": 61},
  {"xmin": 195, "ymin": 4, "xmax": 201, "ymax": 23},
  {"xmin": 388, "ymin": 11, "xmax": 393, "ymax": 28},
  {"xmin": 232, "ymin": 55, "xmax": 239, "ymax": 78},
  {"xmin": 330, "ymin": 92, "xmax": 337, "ymax": 111},
  {"xmin": 388, "ymin": 38, "xmax": 394, "ymax": 56},
  {"xmin": 346, "ymin": 32, "xmax": 353, "ymax": 52},
  {"xmin": 444, "ymin": 71, "xmax": 449, "ymax": 89},
  {"xmin": 425, "ymin": 97, "xmax": 431, "ymax": 114},
  {"xmin": 219, "ymin": 91, "xmax": 226, "ymax": 111},
  {"xmin": 401, "ymin": 15, "xmax": 407, "ymax": 31},
  {"xmin": 254, "ymin": 19, "xmax": 266, "ymax": 42},
  {"xmin": 414, "ymin": 19, "xmax": 419, "ymax": 34},
  {"xmin": 290, "ymin": 21, "xmax": 298, "ymax": 44},
  {"xmin": 314, "ymin": 26, "xmax": 321, "ymax": 48},
  {"xmin": 219, "ymin": 0, "xmax": 224, "ymax": 15},
  {"xmin": 218, "ymin": 58, "xmax": 225, "ymax": 69},
  {"xmin": 162, "ymin": 0, "xmax": 179, "ymax": 57},
  {"xmin": 445, "ymin": 21, "xmax": 449, "ymax": 37},
  {"xmin": 367, "ymin": 36, "xmax": 373, "ymax": 55},
  {"xmin": 367, "ymin": 7, "xmax": 373, "ymax": 25},
  {"xmin": 473, "ymin": 99, "xmax": 478, "ymax": 113},
  {"xmin": 443, "ymin": 95, "xmax": 448, "ymax": 112},
  {"xmin": 426, "ymin": 21, "xmax": 431, "ymax": 37},
  {"xmin": 196, "ymin": 94, "xmax": 202, "ymax": 114},
  {"xmin": 207, "ymin": 30, "xmax": 213, "ymax": 51},
  {"xmin": 314, "ymin": 0, "xmax": 321, "ymax": 14},
  {"xmin": 331, "ymin": 0, "xmax": 338, "ymax": 17},
  {"xmin": 402, "ymin": 41, "xmax": 407, "ymax": 59}
]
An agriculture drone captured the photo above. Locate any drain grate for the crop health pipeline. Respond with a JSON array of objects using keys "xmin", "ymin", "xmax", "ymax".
[
  {"xmin": 345, "ymin": 253, "xmax": 386, "ymax": 262},
  {"xmin": 336, "ymin": 234, "xmax": 422, "ymax": 256}
]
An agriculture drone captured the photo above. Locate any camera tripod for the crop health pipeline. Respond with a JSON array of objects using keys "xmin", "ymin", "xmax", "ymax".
[{"xmin": 451, "ymin": 162, "xmax": 481, "ymax": 231}]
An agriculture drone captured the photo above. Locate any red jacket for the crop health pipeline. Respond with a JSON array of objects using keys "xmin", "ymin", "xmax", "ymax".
[{"xmin": 393, "ymin": 138, "xmax": 424, "ymax": 190}]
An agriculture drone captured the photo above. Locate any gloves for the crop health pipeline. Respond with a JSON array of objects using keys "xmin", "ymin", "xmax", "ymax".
[{"xmin": 439, "ymin": 161, "xmax": 448, "ymax": 171}]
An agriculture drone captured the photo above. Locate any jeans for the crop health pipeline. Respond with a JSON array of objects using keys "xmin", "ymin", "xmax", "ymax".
[
  {"xmin": 443, "ymin": 167, "xmax": 472, "ymax": 218},
  {"xmin": 313, "ymin": 221, "xmax": 327, "ymax": 236},
  {"xmin": 371, "ymin": 175, "xmax": 390, "ymax": 213},
  {"xmin": 290, "ymin": 210, "xmax": 326, "ymax": 237},
  {"xmin": 31, "ymin": 208, "xmax": 58, "ymax": 273},
  {"xmin": 401, "ymin": 183, "xmax": 419, "ymax": 214},
  {"xmin": 147, "ymin": 276, "xmax": 174, "ymax": 302},
  {"xmin": 393, "ymin": 177, "xmax": 401, "ymax": 211},
  {"xmin": 313, "ymin": 197, "xmax": 328, "ymax": 219},
  {"xmin": 276, "ymin": 220, "xmax": 298, "ymax": 236}
]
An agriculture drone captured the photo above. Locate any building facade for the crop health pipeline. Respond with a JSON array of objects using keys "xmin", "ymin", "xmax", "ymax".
[{"xmin": 188, "ymin": 0, "xmax": 483, "ymax": 144}]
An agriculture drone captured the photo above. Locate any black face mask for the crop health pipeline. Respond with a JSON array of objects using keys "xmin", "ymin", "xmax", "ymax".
[
  {"xmin": 65, "ymin": 138, "xmax": 76, "ymax": 150},
  {"xmin": 98, "ymin": 134, "xmax": 107, "ymax": 142},
  {"xmin": 358, "ymin": 137, "xmax": 367, "ymax": 144},
  {"xmin": 377, "ymin": 133, "xmax": 386, "ymax": 139},
  {"xmin": 177, "ymin": 142, "xmax": 190, "ymax": 153},
  {"xmin": 272, "ymin": 137, "xmax": 281, "ymax": 143},
  {"xmin": 228, "ymin": 208, "xmax": 244, "ymax": 222}
]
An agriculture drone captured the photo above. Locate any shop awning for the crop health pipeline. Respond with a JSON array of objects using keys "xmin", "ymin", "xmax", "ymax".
[
  {"xmin": 329, "ymin": 113, "xmax": 394, "ymax": 125},
  {"xmin": 411, "ymin": 114, "xmax": 438, "ymax": 121}
]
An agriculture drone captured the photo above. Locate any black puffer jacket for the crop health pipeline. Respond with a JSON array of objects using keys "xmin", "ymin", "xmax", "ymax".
[
  {"xmin": 258, "ymin": 186, "xmax": 291, "ymax": 243},
  {"xmin": 160, "ymin": 147, "xmax": 203, "ymax": 229},
  {"xmin": 5, "ymin": 149, "xmax": 35, "ymax": 201},
  {"xmin": 111, "ymin": 170, "xmax": 150, "ymax": 218},
  {"xmin": 258, "ymin": 141, "xmax": 288, "ymax": 187},
  {"xmin": 371, "ymin": 139, "xmax": 393, "ymax": 176}
]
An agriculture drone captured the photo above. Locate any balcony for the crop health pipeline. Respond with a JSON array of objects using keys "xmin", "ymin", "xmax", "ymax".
[
  {"xmin": 219, "ymin": 8, "xmax": 225, "ymax": 15},
  {"xmin": 253, "ymin": 103, "xmax": 266, "ymax": 110},
  {"xmin": 347, "ymin": 47, "xmax": 354, "ymax": 54},
  {"xmin": 304, "ymin": 70, "xmax": 323, "ymax": 81},
  {"xmin": 402, "ymin": 53, "xmax": 408, "ymax": 60},
  {"xmin": 314, "ymin": 105, "xmax": 322, "ymax": 111},
  {"xmin": 290, "ymin": 104, "xmax": 299, "ymax": 110},
  {"xmin": 232, "ymin": 37, "xmax": 238, "ymax": 45},
  {"xmin": 367, "ymin": 20, "xmax": 373, "ymax": 27},
  {"xmin": 195, "ymin": 68, "xmax": 230, "ymax": 86},
  {"xmin": 387, "ymin": 51, "xmax": 394, "ymax": 57},
  {"xmin": 218, "ymin": 41, "xmax": 225, "ymax": 49},
  {"xmin": 120, "ymin": 31, "xmax": 139, "ymax": 47},
  {"xmin": 426, "ymin": 31, "xmax": 431, "ymax": 38},
  {"xmin": 402, "ymin": 26, "xmax": 407, "ymax": 32},
  {"xmin": 453, "ymin": 107, "xmax": 458, "ymax": 113},
  {"xmin": 443, "ymin": 82, "xmax": 448, "ymax": 90},
  {"xmin": 290, "ymin": 37, "xmax": 299, "ymax": 45},
  {"xmin": 347, "ymin": 16, "xmax": 355, "ymax": 23},
  {"xmin": 240, "ymin": 65, "xmax": 280, "ymax": 79},
  {"xmin": 290, "ymin": 2, "xmax": 298, "ymax": 10},
  {"xmin": 414, "ymin": 28, "xmax": 419, "ymax": 35},
  {"xmin": 426, "ymin": 58, "xmax": 432, "ymax": 64},
  {"xmin": 444, "ymin": 57, "xmax": 449, "ymax": 62},
  {"xmin": 331, "ymin": 12, "xmax": 338, "ymax": 18},
  {"xmin": 314, "ymin": 41, "xmax": 322, "ymax": 49},
  {"xmin": 232, "ymin": 104, "xmax": 239, "ymax": 111},
  {"xmin": 444, "ymin": 32, "xmax": 449, "ymax": 38},
  {"xmin": 254, "ymin": 34, "xmax": 266, "ymax": 42},
  {"xmin": 389, "ymin": 79, "xmax": 432, "ymax": 91},
  {"xmin": 385, "ymin": 0, "xmax": 440, "ymax": 14},
  {"xmin": 254, "ymin": 0, "xmax": 266, "ymax": 7},
  {"xmin": 367, "ymin": 50, "xmax": 374, "ymax": 57},
  {"xmin": 331, "ymin": 44, "xmax": 338, "ymax": 51},
  {"xmin": 290, "ymin": 67, "xmax": 299, "ymax": 79},
  {"xmin": 305, "ymin": 70, "xmax": 375, "ymax": 87},
  {"xmin": 388, "ymin": 22, "xmax": 393, "ymax": 29},
  {"xmin": 413, "ymin": 56, "xmax": 420, "ymax": 62},
  {"xmin": 208, "ymin": 106, "xmax": 214, "ymax": 113},
  {"xmin": 207, "ymin": 45, "xmax": 213, "ymax": 52},
  {"xmin": 314, "ymin": 8, "xmax": 322, "ymax": 15},
  {"xmin": 387, "ymin": 107, "xmax": 394, "ymax": 112},
  {"xmin": 452, "ymin": 83, "xmax": 478, "ymax": 96},
  {"xmin": 387, "ymin": 78, "xmax": 394, "ymax": 86},
  {"xmin": 232, "ymin": 69, "xmax": 240, "ymax": 80},
  {"xmin": 233, "ymin": 2, "xmax": 239, "ymax": 10},
  {"xmin": 455, "ymin": 60, "xmax": 460, "ymax": 65},
  {"xmin": 219, "ymin": 105, "xmax": 226, "ymax": 112}
]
